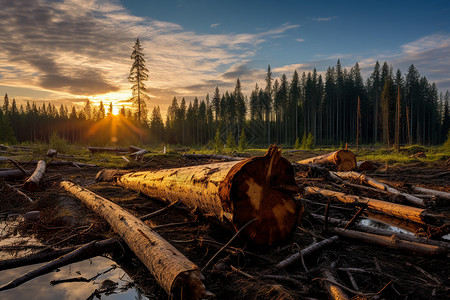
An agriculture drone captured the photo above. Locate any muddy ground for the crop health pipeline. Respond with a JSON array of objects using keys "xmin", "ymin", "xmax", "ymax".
[{"xmin": 0, "ymin": 150, "xmax": 449, "ymax": 299}]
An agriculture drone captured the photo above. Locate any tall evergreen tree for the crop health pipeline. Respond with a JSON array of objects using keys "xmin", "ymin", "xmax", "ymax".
[{"xmin": 128, "ymin": 38, "xmax": 149, "ymax": 123}]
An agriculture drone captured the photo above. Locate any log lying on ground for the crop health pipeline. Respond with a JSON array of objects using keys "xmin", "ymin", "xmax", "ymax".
[
  {"xmin": 86, "ymin": 146, "xmax": 130, "ymax": 153},
  {"xmin": 129, "ymin": 146, "xmax": 148, "ymax": 160},
  {"xmin": 310, "ymin": 213, "xmax": 450, "ymax": 249},
  {"xmin": 411, "ymin": 186, "xmax": 450, "ymax": 200},
  {"xmin": 304, "ymin": 187, "xmax": 442, "ymax": 225},
  {"xmin": 357, "ymin": 161, "xmax": 375, "ymax": 171},
  {"xmin": 183, "ymin": 153, "xmax": 245, "ymax": 161},
  {"xmin": 297, "ymin": 150, "xmax": 356, "ymax": 171},
  {"xmin": 332, "ymin": 171, "xmax": 425, "ymax": 207},
  {"xmin": 23, "ymin": 160, "xmax": 45, "ymax": 192},
  {"xmin": 0, "ymin": 169, "xmax": 33, "ymax": 179},
  {"xmin": 59, "ymin": 181, "xmax": 208, "ymax": 299},
  {"xmin": 0, "ymin": 239, "xmax": 118, "ymax": 292},
  {"xmin": 330, "ymin": 227, "xmax": 448, "ymax": 256},
  {"xmin": 96, "ymin": 146, "xmax": 300, "ymax": 246}
]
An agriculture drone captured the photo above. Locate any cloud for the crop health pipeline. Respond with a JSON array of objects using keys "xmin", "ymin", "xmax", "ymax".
[
  {"xmin": 210, "ymin": 23, "xmax": 220, "ymax": 28},
  {"xmin": 0, "ymin": 0, "xmax": 300, "ymax": 113},
  {"xmin": 295, "ymin": 38, "xmax": 305, "ymax": 42},
  {"xmin": 312, "ymin": 16, "xmax": 336, "ymax": 22}
]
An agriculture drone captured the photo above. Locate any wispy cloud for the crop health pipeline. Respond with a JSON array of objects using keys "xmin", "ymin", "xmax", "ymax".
[
  {"xmin": 0, "ymin": 0, "xmax": 299, "ymax": 113},
  {"xmin": 210, "ymin": 23, "xmax": 220, "ymax": 28},
  {"xmin": 295, "ymin": 38, "xmax": 305, "ymax": 42},
  {"xmin": 312, "ymin": 16, "xmax": 336, "ymax": 22}
]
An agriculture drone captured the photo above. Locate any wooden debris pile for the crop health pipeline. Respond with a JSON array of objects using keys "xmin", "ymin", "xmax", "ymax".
[{"xmin": 0, "ymin": 145, "xmax": 448, "ymax": 299}]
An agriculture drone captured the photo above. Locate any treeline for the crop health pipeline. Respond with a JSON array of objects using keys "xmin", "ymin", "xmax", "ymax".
[{"xmin": 1, "ymin": 60, "xmax": 449, "ymax": 147}]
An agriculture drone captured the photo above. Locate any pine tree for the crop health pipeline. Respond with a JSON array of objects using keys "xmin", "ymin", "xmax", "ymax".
[
  {"xmin": 128, "ymin": 38, "xmax": 149, "ymax": 123},
  {"xmin": 238, "ymin": 129, "xmax": 248, "ymax": 151}
]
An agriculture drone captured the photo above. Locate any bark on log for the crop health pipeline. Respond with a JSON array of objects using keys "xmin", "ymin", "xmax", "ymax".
[
  {"xmin": 330, "ymin": 228, "xmax": 448, "ymax": 256},
  {"xmin": 332, "ymin": 171, "xmax": 425, "ymax": 207},
  {"xmin": 183, "ymin": 153, "xmax": 245, "ymax": 161},
  {"xmin": 412, "ymin": 186, "xmax": 450, "ymax": 200},
  {"xmin": 0, "ymin": 169, "xmax": 33, "ymax": 179},
  {"xmin": 357, "ymin": 161, "xmax": 375, "ymax": 171},
  {"xmin": 304, "ymin": 187, "xmax": 442, "ymax": 225},
  {"xmin": 97, "ymin": 145, "xmax": 300, "ymax": 246},
  {"xmin": 86, "ymin": 146, "xmax": 130, "ymax": 153},
  {"xmin": 297, "ymin": 150, "xmax": 357, "ymax": 171},
  {"xmin": 59, "ymin": 181, "xmax": 208, "ymax": 299},
  {"xmin": 23, "ymin": 160, "xmax": 45, "ymax": 192}
]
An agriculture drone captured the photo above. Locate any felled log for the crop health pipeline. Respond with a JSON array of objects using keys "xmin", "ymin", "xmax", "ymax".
[
  {"xmin": 322, "ymin": 266, "xmax": 350, "ymax": 300},
  {"xmin": 86, "ymin": 146, "xmax": 130, "ymax": 153},
  {"xmin": 23, "ymin": 160, "xmax": 45, "ymax": 192},
  {"xmin": 183, "ymin": 153, "xmax": 244, "ymax": 161},
  {"xmin": 330, "ymin": 228, "xmax": 448, "ymax": 256},
  {"xmin": 310, "ymin": 213, "xmax": 450, "ymax": 249},
  {"xmin": 332, "ymin": 171, "xmax": 425, "ymax": 207},
  {"xmin": 411, "ymin": 186, "xmax": 450, "ymax": 200},
  {"xmin": 304, "ymin": 187, "xmax": 442, "ymax": 225},
  {"xmin": 59, "ymin": 181, "xmax": 208, "ymax": 299},
  {"xmin": 0, "ymin": 239, "xmax": 118, "ymax": 291},
  {"xmin": 96, "ymin": 145, "xmax": 300, "ymax": 246},
  {"xmin": 357, "ymin": 161, "xmax": 375, "ymax": 171},
  {"xmin": 129, "ymin": 146, "xmax": 148, "ymax": 160},
  {"xmin": 297, "ymin": 150, "xmax": 356, "ymax": 171},
  {"xmin": 46, "ymin": 149, "xmax": 58, "ymax": 158},
  {"xmin": 0, "ymin": 169, "xmax": 33, "ymax": 179}
]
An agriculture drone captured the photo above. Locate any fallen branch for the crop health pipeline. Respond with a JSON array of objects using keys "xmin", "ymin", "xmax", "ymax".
[
  {"xmin": 276, "ymin": 235, "xmax": 339, "ymax": 269},
  {"xmin": 0, "ymin": 168, "xmax": 33, "ymax": 179},
  {"xmin": 304, "ymin": 187, "xmax": 441, "ymax": 225},
  {"xmin": 86, "ymin": 146, "xmax": 130, "ymax": 153},
  {"xmin": 330, "ymin": 227, "xmax": 448, "ymax": 256},
  {"xmin": 59, "ymin": 181, "xmax": 208, "ymax": 299},
  {"xmin": 332, "ymin": 171, "xmax": 425, "ymax": 207},
  {"xmin": 23, "ymin": 160, "xmax": 46, "ymax": 192},
  {"xmin": 5, "ymin": 182, "xmax": 33, "ymax": 203},
  {"xmin": 0, "ymin": 239, "xmax": 118, "ymax": 291},
  {"xmin": 140, "ymin": 200, "xmax": 180, "ymax": 221}
]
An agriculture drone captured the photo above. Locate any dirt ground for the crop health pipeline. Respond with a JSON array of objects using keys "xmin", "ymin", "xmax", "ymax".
[{"xmin": 1, "ymin": 151, "xmax": 449, "ymax": 299}]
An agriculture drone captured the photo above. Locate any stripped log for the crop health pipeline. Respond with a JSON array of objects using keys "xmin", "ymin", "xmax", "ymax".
[
  {"xmin": 330, "ymin": 228, "xmax": 448, "ymax": 256},
  {"xmin": 322, "ymin": 266, "xmax": 350, "ymax": 300},
  {"xmin": 129, "ymin": 146, "xmax": 148, "ymax": 160},
  {"xmin": 96, "ymin": 145, "xmax": 300, "ymax": 246},
  {"xmin": 59, "ymin": 181, "xmax": 208, "ymax": 299},
  {"xmin": 332, "ymin": 171, "xmax": 425, "ymax": 207},
  {"xmin": 23, "ymin": 160, "xmax": 46, "ymax": 192},
  {"xmin": 276, "ymin": 235, "xmax": 339, "ymax": 269},
  {"xmin": 297, "ymin": 150, "xmax": 357, "ymax": 171},
  {"xmin": 304, "ymin": 187, "xmax": 442, "ymax": 225},
  {"xmin": 411, "ymin": 186, "xmax": 450, "ymax": 200}
]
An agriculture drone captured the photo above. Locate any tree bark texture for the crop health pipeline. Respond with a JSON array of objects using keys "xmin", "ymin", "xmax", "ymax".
[
  {"xmin": 59, "ymin": 181, "xmax": 207, "ymax": 299},
  {"xmin": 97, "ymin": 146, "xmax": 300, "ymax": 246},
  {"xmin": 297, "ymin": 150, "xmax": 356, "ymax": 171}
]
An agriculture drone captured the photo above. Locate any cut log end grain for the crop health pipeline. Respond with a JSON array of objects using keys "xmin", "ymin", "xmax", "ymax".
[
  {"xmin": 297, "ymin": 150, "xmax": 356, "ymax": 172},
  {"xmin": 219, "ymin": 145, "xmax": 300, "ymax": 245}
]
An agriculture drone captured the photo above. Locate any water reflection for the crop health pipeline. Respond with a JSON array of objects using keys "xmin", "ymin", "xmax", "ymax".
[{"xmin": 0, "ymin": 256, "xmax": 148, "ymax": 299}]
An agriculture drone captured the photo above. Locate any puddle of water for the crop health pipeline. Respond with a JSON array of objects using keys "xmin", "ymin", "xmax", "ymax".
[
  {"xmin": 0, "ymin": 256, "xmax": 148, "ymax": 300},
  {"xmin": 0, "ymin": 219, "xmax": 149, "ymax": 299}
]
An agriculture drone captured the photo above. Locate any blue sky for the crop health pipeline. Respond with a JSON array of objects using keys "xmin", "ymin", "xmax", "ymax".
[{"xmin": 0, "ymin": 0, "xmax": 449, "ymax": 116}]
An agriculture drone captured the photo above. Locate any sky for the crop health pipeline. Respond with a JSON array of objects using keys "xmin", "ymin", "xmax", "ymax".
[{"xmin": 0, "ymin": 0, "xmax": 449, "ymax": 117}]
